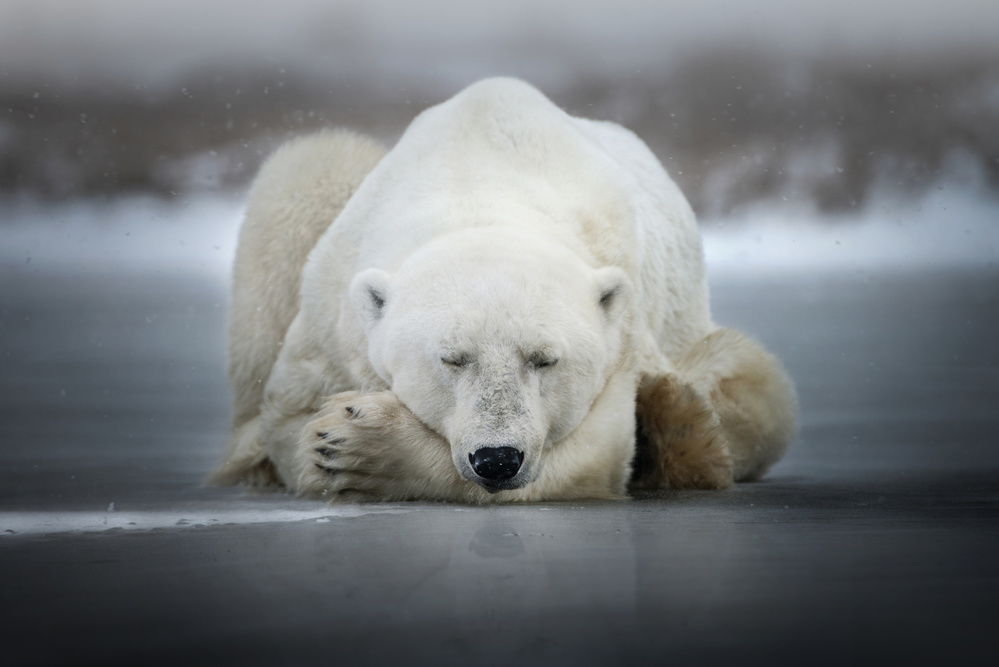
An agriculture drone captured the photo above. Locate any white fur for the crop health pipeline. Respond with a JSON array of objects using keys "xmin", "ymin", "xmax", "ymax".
[{"xmin": 213, "ymin": 78, "xmax": 795, "ymax": 501}]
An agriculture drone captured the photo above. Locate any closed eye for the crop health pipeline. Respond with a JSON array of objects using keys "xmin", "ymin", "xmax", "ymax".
[
  {"xmin": 441, "ymin": 356, "xmax": 470, "ymax": 368},
  {"xmin": 528, "ymin": 355, "xmax": 559, "ymax": 369}
]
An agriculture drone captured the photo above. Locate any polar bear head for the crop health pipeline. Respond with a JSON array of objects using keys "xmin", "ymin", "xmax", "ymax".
[{"xmin": 349, "ymin": 228, "xmax": 632, "ymax": 492}]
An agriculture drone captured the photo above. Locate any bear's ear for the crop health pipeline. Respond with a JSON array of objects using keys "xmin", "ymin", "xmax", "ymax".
[
  {"xmin": 349, "ymin": 268, "xmax": 392, "ymax": 331},
  {"xmin": 594, "ymin": 266, "xmax": 632, "ymax": 323}
]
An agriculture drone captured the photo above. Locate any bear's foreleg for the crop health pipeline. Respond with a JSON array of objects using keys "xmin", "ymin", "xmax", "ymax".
[{"xmin": 295, "ymin": 391, "xmax": 487, "ymax": 503}]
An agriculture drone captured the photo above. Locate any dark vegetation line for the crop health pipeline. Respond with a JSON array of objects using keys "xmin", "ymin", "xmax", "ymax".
[{"xmin": 2, "ymin": 49, "xmax": 997, "ymax": 216}]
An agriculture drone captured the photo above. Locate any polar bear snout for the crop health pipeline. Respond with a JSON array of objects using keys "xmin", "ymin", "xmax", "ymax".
[{"xmin": 469, "ymin": 446, "xmax": 524, "ymax": 483}]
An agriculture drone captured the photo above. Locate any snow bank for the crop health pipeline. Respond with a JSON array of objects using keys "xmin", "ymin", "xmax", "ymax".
[
  {"xmin": 703, "ymin": 185, "xmax": 999, "ymax": 274},
  {"xmin": 1, "ymin": 184, "xmax": 996, "ymax": 279},
  {"xmin": 0, "ymin": 193, "xmax": 244, "ymax": 278}
]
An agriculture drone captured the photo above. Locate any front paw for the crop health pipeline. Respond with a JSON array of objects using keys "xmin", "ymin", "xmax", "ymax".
[{"xmin": 295, "ymin": 391, "xmax": 407, "ymax": 501}]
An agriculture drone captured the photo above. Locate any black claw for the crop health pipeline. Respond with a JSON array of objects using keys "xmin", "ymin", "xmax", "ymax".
[
  {"xmin": 315, "ymin": 463, "xmax": 338, "ymax": 476},
  {"xmin": 345, "ymin": 406, "xmax": 361, "ymax": 418},
  {"xmin": 314, "ymin": 447, "xmax": 337, "ymax": 459},
  {"xmin": 316, "ymin": 433, "xmax": 347, "ymax": 446}
]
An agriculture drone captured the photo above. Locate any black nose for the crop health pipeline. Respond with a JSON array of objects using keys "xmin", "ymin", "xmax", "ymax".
[{"xmin": 469, "ymin": 447, "xmax": 524, "ymax": 481}]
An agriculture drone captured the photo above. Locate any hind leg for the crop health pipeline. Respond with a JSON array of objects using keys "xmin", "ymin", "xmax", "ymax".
[
  {"xmin": 212, "ymin": 131, "xmax": 387, "ymax": 488},
  {"xmin": 206, "ymin": 416, "xmax": 283, "ymax": 488},
  {"xmin": 218, "ymin": 130, "xmax": 387, "ymax": 483},
  {"xmin": 633, "ymin": 328, "xmax": 798, "ymax": 490},
  {"xmin": 632, "ymin": 374, "xmax": 734, "ymax": 490}
]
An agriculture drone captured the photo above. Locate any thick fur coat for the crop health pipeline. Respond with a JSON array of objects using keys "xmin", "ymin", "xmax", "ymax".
[{"xmin": 211, "ymin": 78, "xmax": 798, "ymax": 502}]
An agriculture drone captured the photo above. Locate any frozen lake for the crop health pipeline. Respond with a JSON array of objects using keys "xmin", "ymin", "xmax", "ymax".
[{"xmin": 1, "ymin": 196, "xmax": 998, "ymax": 665}]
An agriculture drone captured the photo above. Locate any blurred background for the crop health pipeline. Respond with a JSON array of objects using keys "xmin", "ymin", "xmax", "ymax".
[{"xmin": 1, "ymin": 0, "xmax": 997, "ymax": 275}]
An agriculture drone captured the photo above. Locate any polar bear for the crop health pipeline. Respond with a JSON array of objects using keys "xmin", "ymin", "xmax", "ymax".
[{"xmin": 210, "ymin": 77, "xmax": 797, "ymax": 502}]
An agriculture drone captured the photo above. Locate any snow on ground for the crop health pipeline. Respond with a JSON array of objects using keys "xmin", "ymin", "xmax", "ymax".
[
  {"xmin": 702, "ymin": 185, "xmax": 999, "ymax": 275},
  {"xmin": 0, "ymin": 193, "xmax": 245, "ymax": 278},
  {"xmin": 2, "ymin": 184, "xmax": 997, "ymax": 279}
]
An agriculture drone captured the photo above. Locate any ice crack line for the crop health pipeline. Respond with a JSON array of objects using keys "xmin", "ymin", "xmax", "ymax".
[{"xmin": 0, "ymin": 508, "xmax": 411, "ymax": 536}]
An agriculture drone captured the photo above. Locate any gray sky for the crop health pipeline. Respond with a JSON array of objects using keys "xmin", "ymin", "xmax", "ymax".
[{"xmin": 2, "ymin": 0, "xmax": 996, "ymax": 87}]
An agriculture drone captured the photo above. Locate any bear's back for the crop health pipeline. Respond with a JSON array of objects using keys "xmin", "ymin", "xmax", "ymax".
[
  {"xmin": 329, "ymin": 79, "xmax": 652, "ymax": 269},
  {"xmin": 307, "ymin": 78, "xmax": 713, "ymax": 367}
]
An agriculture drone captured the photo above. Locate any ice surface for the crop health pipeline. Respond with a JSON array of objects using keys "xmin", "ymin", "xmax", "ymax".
[{"xmin": 1, "ymin": 195, "xmax": 996, "ymax": 665}]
